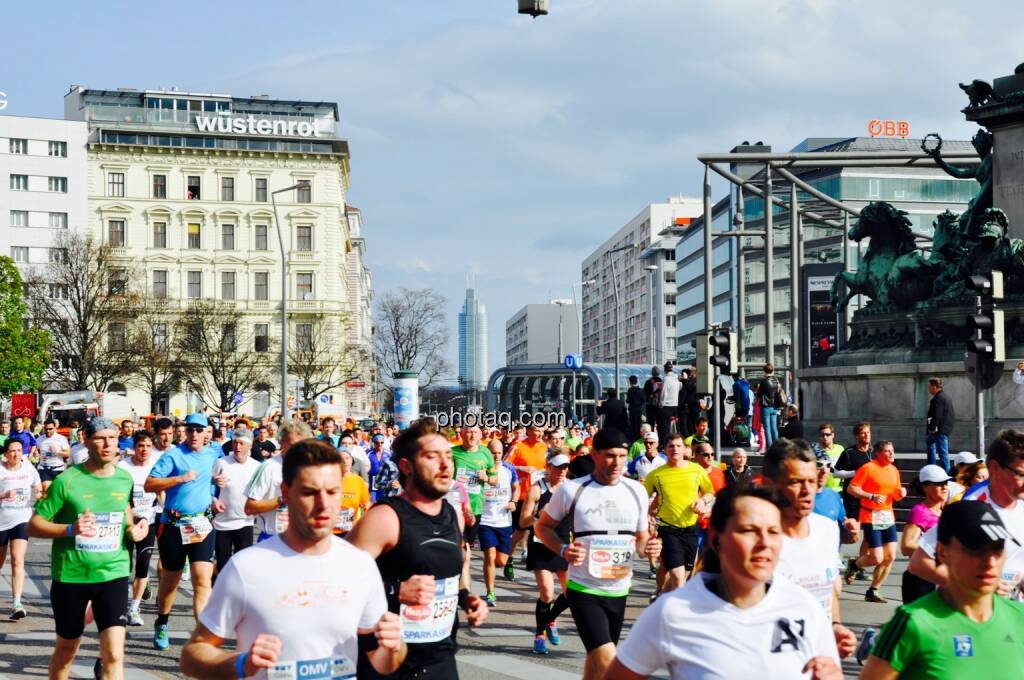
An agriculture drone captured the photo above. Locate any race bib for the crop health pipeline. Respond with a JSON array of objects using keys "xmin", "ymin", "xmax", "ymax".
[
  {"xmin": 456, "ymin": 467, "xmax": 470, "ymax": 486},
  {"xmin": 267, "ymin": 656, "xmax": 355, "ymax": 680},
  {"xmin": 871, "ymin": 509, "xmax": 895, "ymax": 529},
  {"xmin": 179, "ymin": 515, "xmax": 213, "ymax": 544},
  {"xmin": 335, "ymin": 508, "xmax": 356, "ymax": 533},
  {"xmin": 587, "ymin": 535, "xmax": 635, "ymax": 580},
  {"xmin": 484, "ymin": 485, "xmax": 510, "ymax": 506},
  {"xmin": 75, "ymin": 512, "xmax": 123, "ymax": 553},
  {"xmin": 2, "ymin": 488, "xmax": 29, "ymax": 510},
  {"xmin": 275, "ymin": 508, "xmax": 289, "ymax": 534},
  {"xmin": 400, "ymin": 576, "xmax": 459, "ymax": 643}
]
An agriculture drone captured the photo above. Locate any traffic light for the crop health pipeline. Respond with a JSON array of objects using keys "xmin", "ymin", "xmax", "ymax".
[
  {"xmin": 694, "ymin": 335, "xmax": 712, "ymax": 394},
  {"xmin": 965, "ymin": 270, "xmax": 1005, "ymax": 390},
  {"xmin": 709, "ymin": 331, "xmax": 737, "ymax": 375}
]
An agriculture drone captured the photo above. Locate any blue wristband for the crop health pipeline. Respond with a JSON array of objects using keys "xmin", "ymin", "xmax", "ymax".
[
  {"xmin": 235, "ymin": 651, "xmax": 249, "ymax": 679},
  {"xmin": 66, "ymin": 524, "xmax": 74, "ymax": 537}
]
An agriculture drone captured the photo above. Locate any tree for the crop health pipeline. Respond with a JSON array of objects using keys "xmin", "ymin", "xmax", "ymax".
[
  {"xmin": 288, "ymin": 318, "xmax": 369, "ymax": 403},
  {"xmin": 373, "ymin": 288, "xmax": 451, "ymax": 388},
  {"xmin": 25, "ymin": 231, "xmax": 145, "ymax": 391},
  {"xmin": 0, "ymin": 257, "xmax": 50, "ymax": 397},
  {"xmin": 128, "ymin": 296, "xmax": 182, "ymax": 414},
  {"xmin": 174, "ymin": 300, "xmax": 275, "ymax": 412}
]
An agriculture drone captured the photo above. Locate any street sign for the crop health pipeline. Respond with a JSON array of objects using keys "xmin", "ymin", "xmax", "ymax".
[
  {"xmin": 232, "ymin": 391, "xmax": 243, "ymax": 406},
  {"xmin": 320, "ymin": 394, "xmax": 329, "ymax": 404},
  {"xmin": 346, "ymin": 380, "xmax": 366, "ymax": 388},
  {"xmin": 564, "ymin": 354, "xmax": 583, "ymax": 370}
]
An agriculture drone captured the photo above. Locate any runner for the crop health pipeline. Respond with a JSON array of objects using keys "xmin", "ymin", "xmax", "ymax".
[
  {"xmin": 534, "ymin": 427, "xmax": 661, "ymax": 680},
  {"xmin": 520, "ymin": 450, "xmax": 571, "ymax": 655},
  {"xmin": 604, "ymin": 484, "xmax": 842, "ymax": 680},
  {"xmin": 762, "ymin": 438, "xmax": 857, "ymax": 658},
  {"xmin": 899, "ymin": 465, "xmax": 948, "ymax": 606},
  {"xmin": 145, "ymin": 413, "xmax": 226, "ymax": 651},
  {"xmin": 118, "ymin": 431, "xmax": 162, "ymax": 627},
  {"xmin": 862, "ymin": 500, "xmax": 1024, "ymax": 679},
  {"xmin": 29, "ymin": 416, "xmax": 150, "ymax": 679},
  {"xmin": 834, "ymin": 421, "xmax": 873, "ymax": 580},
  {"xmin": 117, "ymin": 420, "xmax": 135, "ymax": 452},
  {"xmin": 812, "ymin": 422, "xmax": 844, "ymax": 493},
  {"xmin": 69, "ymin": 425, "xmax": 90, "ymax": 466},
  {"xmin": 244, "ymin": 421, "xmax": 313, "ymax": 542},
  {"xmin": 682, "ymin": 417, "xmax": 711, "ymax": 448},
  {"xmin": 451, "ymin": 425, "xmax": 496, "ymax": 551},
  {"xmin": 0, "ymin": 439, "xmax": 41, "ymax": 619},
  {"xmin": 7, "ymin": 417, "xmax": 37, "ymax": 462},
  {"xmin": 334, "ymin": 447, "xmax": 370, "ymax": 537},
  {"xmin": 180, "ymin": 440, "xmax": 407, "ymax": 679},
  {"xmin": 644, "ymin": 434, "xmax": 712, "ymax": 593},
  {"xmin": 479, "ymin": 439, "xmax": 519, "ymax": 606},
  {"xmin": 725, "ymin": 447, "xmax": 753, "ymax": 486},
  {"xmin": 812, "ymin": 450, "xmax": 859, "ymax": 545},
  {"xmin": 211, "ymin": 425, "xmax": 260, "ymax": 573},
  {"xmin": 507, "ymin": 425, "xmax": 549, "ymax": 568},
  {"xmin": 347, "ymin": 418, "xmax": 488, "ymax": 680},
  {"xmin": 36, "ymin": 418, "xmax": 70, "ymax": 491},
  {"xmin": 626, "ymin": 431, "xmax": 665, "ymax": 481},
  {"xmin": 151, "ymin": 417, "xmax": 175, "ymax": 457},
  {"xmin": 844, "ymin": 440, "xmax": 907, "ymax": 603},
  {"xmin": 366, "ymin": 434, "xmax": 393, "ymax": 502}
]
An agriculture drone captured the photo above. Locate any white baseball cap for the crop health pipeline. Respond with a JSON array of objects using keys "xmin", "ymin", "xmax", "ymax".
[
  {"xmin": 918, "ymin": 464, "xmax": 952, "ymax": 484},
  {"xmin": 953, "ymin": 451, "xmax": 980, "ymax": 466}
]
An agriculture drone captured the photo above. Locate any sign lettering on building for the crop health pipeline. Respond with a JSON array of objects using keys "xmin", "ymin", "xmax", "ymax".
[
  {"xmin": 195, "ymin": 114, "xmax": 322, "ymax": 137},
  {"xmin": 867, "ymin": 119, "xmax": 910, "ymax": 138}
]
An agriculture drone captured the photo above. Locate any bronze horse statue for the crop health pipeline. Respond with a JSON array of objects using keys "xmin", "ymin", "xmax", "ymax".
[{"xmin": 830, "ymin": 202, "xmax": 939, "ymax": 312}]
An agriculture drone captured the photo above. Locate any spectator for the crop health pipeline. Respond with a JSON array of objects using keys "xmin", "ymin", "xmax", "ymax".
[{"xmin": 926, "ymin": 377, "xmax": 955, "ymax": 472}]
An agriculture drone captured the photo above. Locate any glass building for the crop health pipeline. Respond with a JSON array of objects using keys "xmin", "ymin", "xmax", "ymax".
[{"xmin": 458, "ymin": 288, "xmax": 489, "ymax": 390}]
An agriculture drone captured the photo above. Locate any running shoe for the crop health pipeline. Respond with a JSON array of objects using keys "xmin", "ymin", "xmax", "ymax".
[
  {"xmin": 855, "ymin": 627, "xmax": 878, "ymax": 666},
  {"xmin": 142, "ymin": 584, "xmax": 152, "ymax": 601},
  {"xmin": 843, "ymin": 557, "xmax": 858, "ymax": 585},
  {"xmin": 153, "ymin": 623, "xmax": 170, "ymax": 650},
  {"xmin": 865, "ymin": 588, "xmax": 888, "ymax": 604},
  {"xmin": 856, "ymin": 568, "xmax": 868, "ymax": 581},
  {"xmin": 533, "ymin": 635, "xmax": 549, "ymax": 655},
  {"xmin": 484, "ymin": 592, "xmax": 497, "ymax": 607},
  {"xmin": 128, "ymin": 608, "xmax": 144, "ymax": 626},
  {"xmin": 503, "ymin": 561, "xmax": 516, "ymax": 582},
  {"xmin": 546, "ymin": 622, "xmax": 561, "ymax": 646},
  {"xmin": 9, "ymin": 606, "xmax": 25, "ymax": 621}
]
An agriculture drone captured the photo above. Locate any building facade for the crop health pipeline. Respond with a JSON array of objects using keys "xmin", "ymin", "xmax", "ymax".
[
  {"xmin": 581, "ymin": 197, "xmax": 702, "ymax": 366},
  {"xmin": 1, "ymin": 116, "xmax": 87, "ymax": 277},
  {"xmin": 458, "ymin": 287, "xmax": 488, "ymax": 390},
  {"xmin": 64, "ymin": 85, "xmax": 371, "ymax": 417},
  {"xmin": 505, "ymin": 301, "xmax": 580, "ymax": 366},
  {"xmin": 344, "ymin": 206, "xmax": 374, "ymax": 418}
]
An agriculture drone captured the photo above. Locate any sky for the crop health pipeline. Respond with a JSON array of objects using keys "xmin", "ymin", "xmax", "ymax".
[{"xmin": 2, "ymin": 0, "xmax": 1020, "ymax": 380}]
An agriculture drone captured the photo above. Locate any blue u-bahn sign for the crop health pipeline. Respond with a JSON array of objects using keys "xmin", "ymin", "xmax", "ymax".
[{"xmin": 564, "ymin": 354, "xmax": 583, "ymax": 370}]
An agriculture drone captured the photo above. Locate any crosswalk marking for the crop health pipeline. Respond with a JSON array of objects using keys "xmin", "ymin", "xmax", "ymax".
[
  {"xmin": 71, "ymin": 662, "xmax": 163, "ymax": 679},
  {"xmin": 459, "ymin": 654, "xmax": 583, "ymax": 680}
]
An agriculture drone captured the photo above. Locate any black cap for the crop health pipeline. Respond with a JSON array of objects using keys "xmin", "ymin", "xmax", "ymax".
[
  {"xmin": 592, "ymin": 428, "xmax": 629, "ymax": 451},
  {"xmin": 938, "ymin": 500, "xmax": 1019, "ymax": 550}
]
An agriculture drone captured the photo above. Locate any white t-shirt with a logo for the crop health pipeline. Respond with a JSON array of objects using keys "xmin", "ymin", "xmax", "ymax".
[
  {"xmin": 776, "ymin": 513, "xmax": 841, "ymax": 621},
  {"xmin": 37, "ymin": 433, "xmax": 70, "ymax": 470},
  {"xmin": 213, "ymin": 454, "xmax": 261, "ymax": 531},
  {"xmin": 118, "ymin": 456, "xmax": 161, "ymax": 524},
  {"xmin": 480, "ymin": 464, "xmax": 515, "ymax": 528},
  {"xmin": 616, "ymin": 572, "xmax": 838, "ymax": 679},
  {"xmin": 0, "ymin": 463, "xmax": 40, "ymax": 531},
  {"xmin": 200, "ymin": 535, "xmax": 387, "ymax": 680},
  {"xmin": 245, "ymin": 455, "xmax": 285, "ymax": 535}
]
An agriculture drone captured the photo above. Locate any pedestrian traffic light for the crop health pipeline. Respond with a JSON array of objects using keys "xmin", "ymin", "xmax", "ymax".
[{"xmin": 709, "ymin": 331, "xmax": 737, "ymax": 375}]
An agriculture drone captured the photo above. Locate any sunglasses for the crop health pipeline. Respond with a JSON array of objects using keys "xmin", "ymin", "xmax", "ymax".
[
  {"xmin": 821, "ymin": 432, "xmax": 834, "ymax": 436},
  {"xmin": 697, "ymin": 452, "xmax": 713, "ymax": 457},
  {"xmin": 185, "ymin": 426, "xmax": 205, "ymax": 433}
]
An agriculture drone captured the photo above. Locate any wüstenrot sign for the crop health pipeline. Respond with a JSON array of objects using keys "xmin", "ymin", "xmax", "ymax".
[{"xmin": 195, "ymin": 114, "xmax": 322, "ymax": 137}]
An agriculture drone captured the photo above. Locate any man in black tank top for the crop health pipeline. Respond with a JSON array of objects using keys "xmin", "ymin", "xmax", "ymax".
[{"xmin": 348, "ymin": 419, "xmax": 488, "ymax": 680}]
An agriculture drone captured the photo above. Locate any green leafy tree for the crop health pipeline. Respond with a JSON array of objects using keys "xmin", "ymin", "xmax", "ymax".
[{"xmin": 0, "ymin": 257, "xmax": 50, "ymax": 397}]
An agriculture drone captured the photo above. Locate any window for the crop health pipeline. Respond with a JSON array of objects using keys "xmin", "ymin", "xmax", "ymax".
[
  {"xmin": 152, "ymin": 174, "xmax": 167, "ymax": 198},
  {"xmin": 664, "ymin": 270, "xmax": 676, "ymax": 283},
  {"xmin": 296, "ymin": 272, "xmax": 313, "ymax": 299},
  {"xmin": 221, "ymin": 177, "xmax": 234, "ymax": 201},
  {"xmin": 48, "ymin": 283, "xmax": 69, "ymax": 300},
  {"xmin": 108, "ymin": 269, "xmax": 127, "ymax": 295},
  {"xmin": 107, "ymin": 173, "xmax": 124, "ymax": 197},
  {"xmin": 255, "ymin": 272, "xmax": 269, "ymax": 300},
  {"xmin": 255, "ymin": 224, "xmax": 268, "ymax": 250},
  {"xmin": 153, "ymin": 270, "xmax": 168, "ymax": 299},
  {"xmin": 296, "ymin": 323, "xmax": 313, "ymax": 351},
  {"xmin": 154, "ymin": 323, "xmax": 168, "ymax": 351},
  {"xmin": 296, "ymin": 225, "xmax": 312, "ymax": 252},
  {"xmin": 221, "ymin": 224, "xmax": 235, "ymax": 250},
  {"xmin": 48, "ymin": 141, "xmax": 67, "ymax": 157},
  {"xmin": 221, "ymin": 271, "xmax": 236, "ymax": 300},
  {"xmin": 255, "ymin": 324, "xmax": 269, "ymax": 352},
  {"xmin": 49, "ymin": 212, "xmax": 68, "ymax": 229},
  {"xmin": 666, "ymin": 315, "xmax": 676, "ymax": 327},
  {"xmin": 10, "ymin": 175, "xmax": 27, "ymax": 191},
  {"xmin": 187, "ymin": 271, "xmax": 202, "ymax": 299},
  {"xmin": 187, "ymin": 175, "xmax": 201, "ymax": 200},
  {"xmin": 664, "ymin": 293, "xmax": 676, "ymax": 306},
  {"xmin": 9, "ymin": 139, "xmax": 27, "ymax": 155},
  {"xmin": 10, "ymin": 247, "xmax": 28, "ymax": 263},
  {"xmin": 10, "ymin": 211, "xmax": 28, "ymax": 227},
  {"xmin": 108, "ymin": 322, "xmax": 127, "ymax": 351},
  {"xmin": 222, "ymin": 323, "xmax": 236, "ymax": 352},
  {"xmin": 153, "ymin": 221, "xmax": 167, "ymax": 248},
  {"xmin": 49, "ymin": 177, "xmax": 67, "ymax": 193},
  {"xmin": 255, "ymin": 178, "xmax": 268, "ymax": 202},
  {"xmin": 187, "ymin": 223, "xmax": 201, "ymax": 249},
  {"xmin": 108, "ymin": 220, "xmax": 125, "ymax": 247},
  {"xmin": 297, "ymin": 182, "xmax": 311, "ymax": 203},
  {"xmin": 48, "ymin": 248, "xmax": 65, "ymax": 263}
]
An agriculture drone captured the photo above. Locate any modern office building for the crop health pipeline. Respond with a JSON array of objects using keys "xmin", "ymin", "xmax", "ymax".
[
  {"xmin": 505, "ymin": 300, "xmax": 579, "ymax": 366},
  {"xmin": 674, "ymin": 137, "xmax": 975, "ymax": 367},
  {"xmin": 581, "ymin": 197, "xmax": 702, "ymax": 366},
  {"xmin": 458, "ymin": 287, "xmax": 488, "ymax": 390},
  {"xmin": 1, "ymin": 115, "xmax": 87, "ymax": 276},
  {"xmin": 63, "ymin": 85, "xmax": 371, "ymax": 417}
]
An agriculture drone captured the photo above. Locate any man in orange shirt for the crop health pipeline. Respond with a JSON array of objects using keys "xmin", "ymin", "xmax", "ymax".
[
  {"xmin": 692, "ymin": 442, "xmax": 725, "ymax": 557},
  {"xmin": 506, "ymin": 425, "xmax": 549, "ymax": 579},
  {"xmin": 844, "ymin": 440, "xmax": 906, "ymax": 602}
]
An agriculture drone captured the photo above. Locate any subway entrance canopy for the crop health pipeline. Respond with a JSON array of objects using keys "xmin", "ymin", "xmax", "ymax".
[{"xmin": 486, "ymin": 362, "xmax": 654, "ymax": 424}]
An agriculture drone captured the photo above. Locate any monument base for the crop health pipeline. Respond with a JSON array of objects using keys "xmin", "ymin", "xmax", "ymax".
[{"xmin": 798, "ymin": 360, "xmax": 1024, "ymax": 453}]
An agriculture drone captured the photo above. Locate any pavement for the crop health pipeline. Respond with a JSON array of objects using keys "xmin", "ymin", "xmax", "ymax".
[{"xmin": 0, "ymin": 536, "xmax": 905, "ymax": 678}]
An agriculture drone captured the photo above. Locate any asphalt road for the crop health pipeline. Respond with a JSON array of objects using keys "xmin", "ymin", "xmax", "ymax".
[{"xmin": 0, "ymin": 537, "xmax": 901, "ymax": 679}]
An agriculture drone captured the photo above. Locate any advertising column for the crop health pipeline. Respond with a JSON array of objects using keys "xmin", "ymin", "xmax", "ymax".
[{"xmin": 393, "ymin": 370, "xmax": 419, "ymax": 431}]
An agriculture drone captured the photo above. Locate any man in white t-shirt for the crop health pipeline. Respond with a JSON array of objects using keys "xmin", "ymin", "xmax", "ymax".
[
  {"xmin": 245, "ymin": 421, "xmax": 311, "ymax": 541},
  {"xmin": 118, "ymin": 431, "xmax": 163, "ymax": 626},
  {"xmin": 181, "ymin": 439, "xmax": 405, "ymax": 679},
  {"xmin": 478, "ymin": 442, "xmax": 519, "ymax": 607},
  {"xmin": 212, "ymin": 426, "xmax": 260, "ymax": 572},
  {"xmin": 36, "ymin": 419, "xmax": 70, "ymax": 489},
  {"xmin": 762, "ymin": 438, "xmax": 857, "ymax": 659},
  {"xmin": 0, "ymin": 438, "xmax": 41, "ymax": 620}
]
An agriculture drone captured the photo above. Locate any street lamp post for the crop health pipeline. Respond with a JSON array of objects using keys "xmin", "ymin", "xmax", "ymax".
[
  {"xmin": 645, "ymin": 265, "xmax": 659, "ymax": 365},
  {"xmin": 606, "ymin": 243, "xmax": 635, "ymax": 396},
  {"xmin": 575, "ymin": 280, "xmax": 596, "ymax": 422},
  {"xmin": 271, "ymin": 180, "xmax": 311, "ymax": 422}
]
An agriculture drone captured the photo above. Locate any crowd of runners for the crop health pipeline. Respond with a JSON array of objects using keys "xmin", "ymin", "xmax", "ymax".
[{"xmin": 1, "ymin": 364, "xmax": 1023, "ymax": 679}]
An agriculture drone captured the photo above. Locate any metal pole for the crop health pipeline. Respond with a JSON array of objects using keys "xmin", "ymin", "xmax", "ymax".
[
  {"xmin": 764, "ymin": 163, "xmax": 774, "ymax": 367},
  {"xmin": 271, "ymin": 191, "xmax": 289, "ymax": 422},
  {"xmin": 611, "ymin": 258, "xmax": 621, "ymax": 395},
  {"xmin": 712, "ymin": 366, "xmax": 721, "ymax": 457},
  {"xmin": 789, "ymin": 182, "xmax": 800, "ymax": 404},
  {"xmin": 703, "ymin": 166, "xmax": 714, "ymax": 330},
  {"xmin": 976, "ymin": 294, "xmax": 985, "ymax": 456},
  {"xmin": 736, "ymin": 188, "xmax": 746, "ymax": 373},
  {"xmin": 557, "ymin": 303, "xmax": 564, "ymax": 362},
  {"xmin": 842, "ymin": 212, "xmax": 852, "ymax": 341},
  {"xmin": 648, "ymin": 269, "xmax": 656, "ymax": 364}
]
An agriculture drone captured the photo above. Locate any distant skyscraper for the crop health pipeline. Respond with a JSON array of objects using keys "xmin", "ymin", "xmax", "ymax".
[{"xmin": 459, "ymin": 287, "xmax": 489, "ymax": 390}]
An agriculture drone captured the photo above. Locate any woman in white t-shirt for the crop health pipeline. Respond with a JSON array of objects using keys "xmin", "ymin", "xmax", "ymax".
[
  {"xmin": 605, "ymin": 485, "xmax": 842, "ymax": 680},
  {"xmin": 0, "ymin": 439, "xmax": 42, "ymax": 620}
]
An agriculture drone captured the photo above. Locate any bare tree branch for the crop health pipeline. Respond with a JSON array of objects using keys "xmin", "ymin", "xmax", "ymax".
[
  {"xmin": 373, "ymin": 288, "xmax": 451, "ymax": 389},
  {"xmin": 287, "ymin": 317, "xmax": 368, "ymax": 403},
  {"xmin": 128, "ymin": 296, "xmax": 182, "ymax": 413}
]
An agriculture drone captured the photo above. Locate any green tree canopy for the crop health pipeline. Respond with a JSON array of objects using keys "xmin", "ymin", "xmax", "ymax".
[{"xmin": 0, "ymin": 257, "xmax": 50, "ymax": 398}]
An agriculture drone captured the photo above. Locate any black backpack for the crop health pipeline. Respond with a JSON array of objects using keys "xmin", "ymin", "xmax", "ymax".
[{"xmin": 759, "ymin": 376, "xmax": 780, "ymax": 408}]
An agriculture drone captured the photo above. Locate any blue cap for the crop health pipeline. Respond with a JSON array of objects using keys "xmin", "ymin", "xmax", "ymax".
[
  {"xmin": 184, "ymin": 413, "xmax": 209, "ymax": 428},
  {"xmin": 84, "ymin": 417, "xmax": 117, "ymax": 437},
  {"xmin": 372, "ymin": 434, "xmax": 386, "ymax": 442}
]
